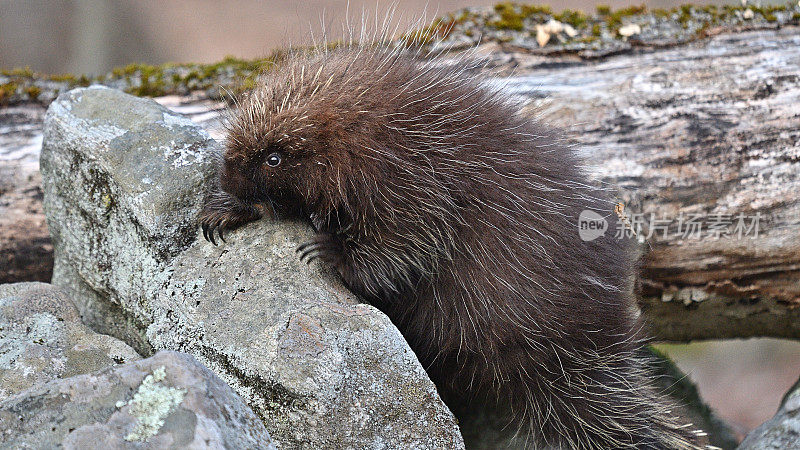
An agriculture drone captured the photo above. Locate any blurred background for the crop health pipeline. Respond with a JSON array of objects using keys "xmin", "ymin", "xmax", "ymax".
[
  {"xmin": 0, "ymin": 0, "xmax": 782, "ymax": 75},
  {"xmin": 656, "ymin": 339, "xmax": 800, "ymax": 438},
  {"xmin": 1, "ymin": 0, "xmax": 798, "ymax": 439}
]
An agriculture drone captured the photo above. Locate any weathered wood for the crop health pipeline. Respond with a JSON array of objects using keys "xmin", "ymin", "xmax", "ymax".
[
  {"xmin": 0, "ymin": 104, "xmax": 50, "ymax": 283},
  {"xmin": 497, "ymin": 26, "xmax": 800, "ymax": 341},
  {"xmin": 1, "ymin": 27, "xmax": 799, "ymax": 341}
]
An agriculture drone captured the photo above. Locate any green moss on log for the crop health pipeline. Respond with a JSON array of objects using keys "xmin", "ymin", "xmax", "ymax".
[
  {"xmin": 0, "ymin": 55, "xmax": 279, "ymax": 106},
  {"xmin": 2, "ymin": 1, "xmax": 799, "ymax": 106}
]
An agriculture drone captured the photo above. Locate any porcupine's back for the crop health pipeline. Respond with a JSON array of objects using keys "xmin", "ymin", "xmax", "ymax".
[{"xmin": 229, "ymin": 43, "xmax": 706, "ymax": 448}]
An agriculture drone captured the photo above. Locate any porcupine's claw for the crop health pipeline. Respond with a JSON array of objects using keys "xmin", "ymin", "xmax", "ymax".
[
  {"xmin": 218, "ymin": 220, "xmax": 227, "ymax": 243},
  {"xmin": 208, "ymin": 223, "xmax": 218, "ymax": 246},
  {"xmin": 296, "ymin": 241, "xmax": 312, "ymax": 261},
  {"xmin": 202, "ymin": 222, "xmax": 210, "ymax": 243},
  {"xmin": 296, "ymin": 241, "xmax": 316, "ymax": 255},
  {"xmin": 297, "ymin": 242, "xmax": 323, "ymax": 264},
  {"xmin": 297, "ymin": 234, "xmax": 342, "ymax": 265},
  {"xmin": 199, "ymin": 207, "xmax": 219, "ymax": 246},
  {"xmin": 198, "ymin": 185, "xmax": 267, "ymax": 247}
]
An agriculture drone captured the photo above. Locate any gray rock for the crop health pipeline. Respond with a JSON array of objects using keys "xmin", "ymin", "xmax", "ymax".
[
  {"xmin": 41, "ymin": 85, "xmax": 217, "ymax": 355},
  {"xmin": 41, "ymin": 86, "xmax": 464, "ymax": 449},
  {"xmin": 0, "ymin": 282, "xmax": 140, "ymax": 400},
  {"xmin": 149, "ymin": 219, "xmax": 462, "ymax": 449},
  {"xmin": 0, "ymin": 350, "xmax": 275, "ymax": 449},
  {"xmin": 738, "ymin": 379, "xmax": 800, "ymax": 449}
]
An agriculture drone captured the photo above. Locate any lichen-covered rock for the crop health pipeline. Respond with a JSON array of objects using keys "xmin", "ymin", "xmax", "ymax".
[
  {"xmin": 738, "ymin": 379, "xmax": 800, "ymax": 449},
  {"xmin": 41, "ymin": 86, "xmax": 218, "ymax": 355},
  {"xmin": 0, "ymin": 350, "xmax": 275, "ymax": 449},
  {"xmin": 41, "ymin": 86, "xmax": 464, "ymax": 448},
  {"xmin": 0, "ymin": 282, "xmax": 140, "ymax": 400},
  {"xmin": 149, "ymin": 219, "xmax": 463, "ymax": 449}
]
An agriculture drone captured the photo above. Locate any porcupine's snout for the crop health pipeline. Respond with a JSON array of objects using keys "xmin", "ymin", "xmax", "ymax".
[
  {"xmin": 218, "ymin": 158, "xmax": 262, "ymax": 202},
  {"xmin": 198, "ymin": 150, "xmax": 271, "ymax": 245}
]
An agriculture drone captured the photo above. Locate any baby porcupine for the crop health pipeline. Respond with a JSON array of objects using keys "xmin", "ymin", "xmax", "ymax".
[{"xmin": 199, "ymin": 42, "xmax": 706, "ymax": 449}]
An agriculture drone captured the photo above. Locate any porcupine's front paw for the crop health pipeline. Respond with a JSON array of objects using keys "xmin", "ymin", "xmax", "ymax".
[
  {"xmin": 199, "ymin": 190, "xmax": 262, "ymax": 245},
  {"xmin": 296, "ymin": 233, "xmax": 345, "ymax": 266}
]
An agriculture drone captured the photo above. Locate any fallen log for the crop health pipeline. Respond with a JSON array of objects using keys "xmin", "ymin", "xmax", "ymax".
[
  {"xmin": 1, "ymin": 26, "xmax": 799, "ymax": 342},
  {"xmin": 488, "ymin": 26, "xmax": 800, "ymax": 341}
]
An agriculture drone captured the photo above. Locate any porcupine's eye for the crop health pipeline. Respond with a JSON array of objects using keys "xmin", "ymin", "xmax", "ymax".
[{"xmin": 266, "ymin": 152, "xmax": 282, "ymax": 167}]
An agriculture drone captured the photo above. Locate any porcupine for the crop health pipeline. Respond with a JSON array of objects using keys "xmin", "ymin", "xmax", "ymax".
[{"xmin": 198, "ymin": 34, "xmax": 707, "ymax": 449}]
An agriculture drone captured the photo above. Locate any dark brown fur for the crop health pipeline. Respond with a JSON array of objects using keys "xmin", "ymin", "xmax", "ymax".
[{"xmin": 199, "ymin": 46, "xmax": 704, "ymax": 449}]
